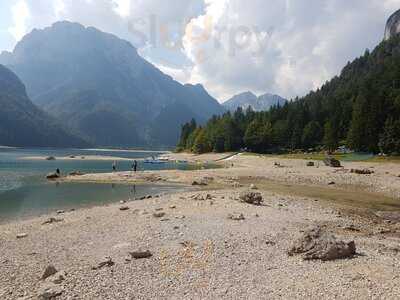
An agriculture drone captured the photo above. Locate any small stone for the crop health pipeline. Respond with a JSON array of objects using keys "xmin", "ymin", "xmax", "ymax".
[
  {"xmin": 120, "ymin": 200, "xmax": 126, "ymax": 204},
  {"xmin": 92, "ymin": 257, "xmax": 114, "ymax": 270},
  {"xmin": 169, "ymin": 205, "xmax": 177, "ymax": 209},
  {"xmin": 16, "ymin": 233, "xmax": 28, "ymax": 239},
  {"xmin": 37, "ymin": 283, "xmax": 63, "ymax": 300},
  {"xmin": 119, "ymin": 206, "xmax": 130, "ymax": 211},
  {"xmin": 328, "ymin": 181, "xmax": 336, "ymax": 185},
  {"xmin": 129, "ymin": 250, "xmax": 152, "ymax": 259},
  {"xmin": 56, "ymin": 210, "xmax": 65, "ymax": 215},
  {"xmin": 48, "ymin": 271, "xmax": 66, "ymax": 284},
  {"xmin": 42, "ymin": 217, "xmax": 64, "ymax": 225},
  {"xmin": 250, "ymin": 184, "xmax": 258, "ymax": 190},
  {"xmin": 153, "ymin": 212, "xmax": 166, "ymax": 218},
  {"xmin": 41, "ymin": 265, "xmax": 58, "ymax": 280},
  {"xmin": 228, "ymin": 213, "xmax": 245, "ymax": 221}
]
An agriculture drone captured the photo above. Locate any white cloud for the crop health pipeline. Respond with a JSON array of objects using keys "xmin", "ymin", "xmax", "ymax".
[
  {"xmin": 4, "ymin": 0, "xmax": 400, "ymax": 101},
  {"xmin": 8, "ymin": 0, "xmax": 30, "ymax": 42},
  {"xmin": 183, "ymin": 0, "xmax": 400, "ymax": 101}
]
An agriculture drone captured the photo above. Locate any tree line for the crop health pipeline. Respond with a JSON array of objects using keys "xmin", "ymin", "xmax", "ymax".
[{"xmin": 177, "ymin": 35, "xmax": 400, "ymax": 155}]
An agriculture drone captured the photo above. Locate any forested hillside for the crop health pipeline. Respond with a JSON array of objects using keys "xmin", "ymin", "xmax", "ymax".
[{"xmin": 178, "ymin": 35, "xmax": 400, "ymax": 154}]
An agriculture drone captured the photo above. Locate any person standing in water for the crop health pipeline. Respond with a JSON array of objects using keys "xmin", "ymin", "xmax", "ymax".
[
  {"xmin": 132, "ymin": 160, "xmax": 138, "ymax": 173},
  {"xmin": 112, "ymin": 161, "xmax": 117, "ymax": 172}
]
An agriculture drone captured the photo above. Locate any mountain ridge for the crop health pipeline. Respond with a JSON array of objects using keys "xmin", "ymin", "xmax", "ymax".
[
  {"xmin": 0, "ymin": 64, "xmax": 88, "ymax": 148},
  {"xmin": 223, "ymin": 91, "xmax": 287, "ymax": 112},
  {"xmin": 0, "ymin": 21, "xmax": 224, "ymax": 147}
]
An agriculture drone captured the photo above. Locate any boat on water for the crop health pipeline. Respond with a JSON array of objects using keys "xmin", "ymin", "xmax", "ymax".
[{"xmin": 143, "ymin": 156, "xmax": 169, "ymax": 164}]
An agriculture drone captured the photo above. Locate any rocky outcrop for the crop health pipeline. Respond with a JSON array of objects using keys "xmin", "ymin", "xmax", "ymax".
[
  {"xmin": 385, "ymin": 9, "xmax": 400, "ymax": 41},
  {"xmin": 288, "ymin": 226, "xmax": 356, "ymax": 261}
]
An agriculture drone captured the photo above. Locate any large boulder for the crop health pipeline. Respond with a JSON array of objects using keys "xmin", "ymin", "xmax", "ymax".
[
  {"xmin": 288, "ymin": 226, "xmax": 356, "ymax": 261},
  {"xmin": 323, "ymin": 157, "xmax": 341, "ymax": 168},
  {"xmin": 239, "ymin": 191, "xmax": 263, "ymax": 205}
]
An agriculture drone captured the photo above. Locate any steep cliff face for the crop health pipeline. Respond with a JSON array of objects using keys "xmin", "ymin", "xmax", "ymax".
[{"xmin": 385, "ymin": 9, "xmax": 400, "ymax": 40}]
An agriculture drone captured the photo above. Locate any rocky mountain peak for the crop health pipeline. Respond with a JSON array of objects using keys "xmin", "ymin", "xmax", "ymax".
[{"xmin": 385, "ymin": 9, "xmax": 400, "ymax": 40}]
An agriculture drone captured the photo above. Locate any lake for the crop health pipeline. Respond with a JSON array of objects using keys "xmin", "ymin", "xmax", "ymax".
[{"xmin": 0, "ymin": 148, "xmax": 203, "ymax": 222}]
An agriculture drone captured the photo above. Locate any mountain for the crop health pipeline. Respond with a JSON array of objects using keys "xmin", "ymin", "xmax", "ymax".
[
  {"xmin": 0, "ymin": 64, "xmax": 88, "ymax": 148},
  {"xmin": 385, "ymin": 9, "xmax": 400, "ymax": 40},
  {"xmin": 223, "ymin": 91, "xmax": 287, "ymax": 112},
  {"xmin": 0, "ymin": 21, "xmax": 224, "ymax": 147}
]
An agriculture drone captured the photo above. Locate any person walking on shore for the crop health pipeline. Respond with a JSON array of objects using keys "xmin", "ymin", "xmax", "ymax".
[{"xmin": 132, "ymin": 160, "xmax": 138, "ymax": 173}]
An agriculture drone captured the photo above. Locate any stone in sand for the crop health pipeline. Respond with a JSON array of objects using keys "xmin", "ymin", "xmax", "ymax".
[
  {"xmin": 192, "ymin": 180, "xmax": 208, "ymax": 186},
  {"xmin": 250, "ymin": 184, "xmax": 258, "ymax": 190},
  {"xmin": 119, "ymin": 206, "xmax": 130, "ymax": 211},
  {"xmin": 37, "ymin": 283, "xmax": 63, "ymax": 300},
  {"xmin": 306, "ymin": 161, "xmax": 315, "ymax": 167},
  {"xmin": 351, "ymin": 169, "xmax": 374, "ymax": 175},
  {"xmin": 48, "ymin": 271, "xmax": 66, "ymax": 284},
  {"xmin": 288, "ymin": 226, "xmax": 356, "ymax": 261},
  {"xmin": 16, "ymin": 233, "xmax": 28, "ymax": 239},
  {"xmin": 239, "ymin": 191, "xmax": 263, "ymax": 205},
  {"xmin": 129, "ymin": 250, "xmax": 153, "ymax": 259},
  {"xmin": 42, "ymin": 217, "xmax": 63, "ymax": 225},
  {"xmin": 323, "ymin": 157, "xmax": 341, "ymax": 168},
  {"xmin": 153, "ymin": 212, "xmax": 166, "ymax": 218},
  {"xmin": 41, "ymin": 265, "xmax": 58, "ymax": 280},
  {"xmin": 228, "ymin": 213, "xmax": 245, "ymax": 221},
  {"xmin": 92, "ymin": 257, "xmax": 114, "ymax": 270}
]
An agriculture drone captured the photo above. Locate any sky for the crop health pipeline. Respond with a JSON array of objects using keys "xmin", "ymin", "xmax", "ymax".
[{"xmin": 1, "ymin": 0, "xmax": 400, "ymax": 102}]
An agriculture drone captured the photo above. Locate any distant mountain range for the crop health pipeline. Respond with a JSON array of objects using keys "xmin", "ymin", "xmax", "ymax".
[
  {"xmin": 0, "ymin": 64, "xmax": 88, "ymax": 148},
  {"xmin": 0, "ymin": 21, "xmax": 224, "ymax": 147},
  {"xmin": 223, "ymin": 91, "xmax": 287, "ymax": 112}
]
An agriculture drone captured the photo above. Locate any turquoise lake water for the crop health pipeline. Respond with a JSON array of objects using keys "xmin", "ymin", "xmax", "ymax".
[{"xmin": 0, "ymin": 148, "xmax": 201, "ymax": 222}]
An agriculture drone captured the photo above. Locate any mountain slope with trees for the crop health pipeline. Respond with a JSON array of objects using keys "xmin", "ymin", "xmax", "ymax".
[
  {"xmin": 178, "ymin": 34, "xmax": 400, "ymax": 154},
  {"xmin": 0, "ymin": 64, "xmax": 88, "ymax": 148}
]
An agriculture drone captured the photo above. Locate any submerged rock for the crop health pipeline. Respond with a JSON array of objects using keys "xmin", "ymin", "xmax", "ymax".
[
  {"xmin": 288, "ymin": 226, "xmax": 356, "ymax": 261},
  {"xmin": 46, "ymin": 173, "xmax": 60, "ymax": 180}
]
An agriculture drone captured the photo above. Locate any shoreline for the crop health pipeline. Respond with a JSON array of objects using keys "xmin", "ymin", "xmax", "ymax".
[{"xmin": 2, "ymin": 152, "xmax": 400, "ymax": 298}]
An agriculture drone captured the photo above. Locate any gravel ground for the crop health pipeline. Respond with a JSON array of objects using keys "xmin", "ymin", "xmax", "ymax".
[{"xmin": 2, "ymin": 154, "xmax": 400, "ymax": 299}]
